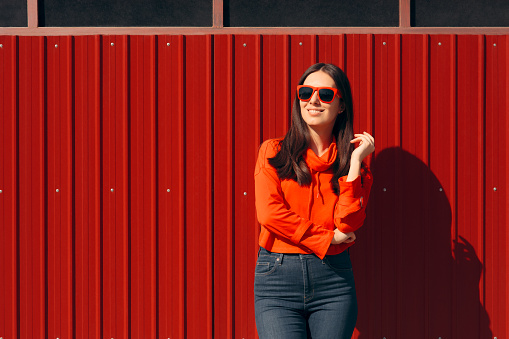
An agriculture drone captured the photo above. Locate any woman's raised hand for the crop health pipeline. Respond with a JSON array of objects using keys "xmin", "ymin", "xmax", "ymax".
[
  {"xmin": 331, "ymin": 229, "xmax": 356, "ymax": 245},
  {"xmin": 350, "ymin": 132, "xmax": 375, "ymax": 163}
]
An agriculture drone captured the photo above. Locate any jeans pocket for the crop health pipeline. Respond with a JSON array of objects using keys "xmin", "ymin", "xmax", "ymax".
[
  {"xmin": 255, "ymin": 255, "xmax": 279, "ymax": 276},
  {"xmin": 323, "ymin": 253, "xmax": 353, "ymax": 272}
]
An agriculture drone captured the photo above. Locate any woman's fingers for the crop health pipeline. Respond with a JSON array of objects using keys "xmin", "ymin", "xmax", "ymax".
[
  {"xmin": 352, "ymin": 133, "xmax": 374, "ymax": 148},
  {"xmin": 351, "ymin": 135, "xmax": 370, "ymax": 146},
  {"xmin": 356, "ymin": 132, "xmax": 374, "ymax": 144},
  {"xmin": 363, "ymin": 131, "xmax": 375, "ymax": 144},
  {"xmin": 344, "ymin": 232, "xmax": 356, "ymax": 243}
]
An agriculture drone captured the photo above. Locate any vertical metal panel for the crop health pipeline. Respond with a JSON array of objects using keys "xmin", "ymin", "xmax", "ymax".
[
  {"xmin": 398, "ymin": 34, "xmax": 430, "ymax": 338},
  {"xmin": 374, "ymin": 33, "xmax": 402, "ymax": 339},
  {"xmin": 429, "ymin": 34, "xmax": 456, "ymax": 339},
  {"xmin": 485, "ymin": 34, "xmax": 509, "ymax": 339},
  {"xmin": 46, "ymin": 35, "xmax": 73, "ymax": 339},
  {"xmin": 102, "ymin": 35, "xmax": 129, "ymax": 338},
  {"xmin": 129, "ymin": 35, "xmax": 157, "ymax": 338},
  {"xmin": 213, "ymin": 34, "xmax": 234, "ymax": 339},
  {"xmin": 0, "ymin": 33, "xmax": 508, "ymax": 339},
  {"xmin": 455, "ymin": 34, "xmax": 485, "ymax": 338},
  {"xmin": 74, "ymin": 35, "xmax": 102, "ymax": 338},
  {"xmin": 156, "ymin": 34, "xmax": 185, "ymax": 339},
  {"xmin": 261, "ymin": 35, "xmax": 290, "ymax": 140},
  {"xmin": 185, "ymin": 35, "xmax": 213, "ymax": 339},
  {"xmin": 18, "ymin": 36, "xmax": 46, "ymax": 338},
  {"xmin": 0, "ymin": 35, "xmax": 17, "ymax": 339},
  {"xmin": 233, "ymin": 34, "xmax": 261, "ymax": 339}
]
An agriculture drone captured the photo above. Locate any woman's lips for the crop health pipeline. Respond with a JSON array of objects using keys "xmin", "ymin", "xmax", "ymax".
[{"xmin": 307, "ymin": 108, "xmax": 323, "ymax": 116}]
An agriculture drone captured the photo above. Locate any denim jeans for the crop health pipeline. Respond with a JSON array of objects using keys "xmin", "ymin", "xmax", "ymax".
[{"xmin": 254, "ymin": 247, "xmax": 357, "ymax": 339}]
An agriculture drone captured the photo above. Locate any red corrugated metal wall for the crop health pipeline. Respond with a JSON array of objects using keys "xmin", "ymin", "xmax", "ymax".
[{"xmin": 0, "ymin": 34, "xmax": 508, "ymax": 339}]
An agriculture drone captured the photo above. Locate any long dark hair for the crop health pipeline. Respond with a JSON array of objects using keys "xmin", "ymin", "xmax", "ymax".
[{"xmin": 268, "ymin": 63, "xmax": 354, "ymax": 194}]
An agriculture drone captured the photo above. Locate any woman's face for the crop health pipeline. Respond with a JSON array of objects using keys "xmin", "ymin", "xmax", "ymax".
[{"xmin": 299, "ymin": 70, "xmax": 344, "ymax": 133}]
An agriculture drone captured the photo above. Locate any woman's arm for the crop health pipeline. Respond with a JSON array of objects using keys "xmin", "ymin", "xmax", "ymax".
[
  {"xmin": 347, "ymin": 131, "xmax": 375, "ymax": 182},
  {"xmin": 334, "ymin": 166, "xmax": 373, "ymax": 233},
  {"xmin": 334, "ymin": 131, "xmax": 375, "ymax": 233}
]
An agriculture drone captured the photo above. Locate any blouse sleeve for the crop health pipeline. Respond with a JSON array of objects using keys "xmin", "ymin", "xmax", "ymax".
[
  {"xmin": 254, "ymin": 140, "xmax": 334, "ymax": 259},
  {"xmin": 334, "ymin": 164, "xmax": 373, "ymax": 233}
]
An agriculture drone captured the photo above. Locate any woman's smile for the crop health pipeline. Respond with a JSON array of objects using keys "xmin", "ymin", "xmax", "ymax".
[{"xmin": 307, "ymin": 108, "xmax": 324, "ymax": 115}]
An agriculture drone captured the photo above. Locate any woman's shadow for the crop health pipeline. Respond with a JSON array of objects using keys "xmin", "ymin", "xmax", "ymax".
[{"xmin": 352, "ymin": 147, "xmax": 492, "ymax": 339}]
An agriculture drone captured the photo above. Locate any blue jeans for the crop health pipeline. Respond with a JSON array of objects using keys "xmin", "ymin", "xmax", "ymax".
[{"xmin": 254, "ymin": 247, "xmax": 357, "ymax": 339}]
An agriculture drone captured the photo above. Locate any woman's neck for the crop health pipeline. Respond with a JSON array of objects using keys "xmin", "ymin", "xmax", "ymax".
[{"xmin": 308, "ymin": 127, "xmax": 334, "ymax": 157}]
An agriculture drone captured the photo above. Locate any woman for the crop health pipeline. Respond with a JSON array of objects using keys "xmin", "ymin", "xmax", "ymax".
[{"xmin": 254, "ymin": 63, "xmax": 374, "ymax": 339}]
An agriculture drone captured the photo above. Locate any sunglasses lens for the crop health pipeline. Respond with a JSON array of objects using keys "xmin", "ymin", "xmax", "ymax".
[
  {"xmin": 318, "ymin": 89, "xmax": 335, "ymax": 102},
  {"xmin": 298, "ymin": 87, "xmax": 314, "ymax": 100}
]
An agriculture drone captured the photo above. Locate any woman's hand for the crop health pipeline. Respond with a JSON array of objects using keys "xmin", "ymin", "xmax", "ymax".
[
  {"xmin": 331, "ymin": 229, "xmax": 356, "ymax": 245},
  {"xmin": 350, "ymin": 132, "xmax": 375, "ymax": 163}
]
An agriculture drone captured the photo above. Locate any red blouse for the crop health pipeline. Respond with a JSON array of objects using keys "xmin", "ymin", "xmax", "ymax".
[{"xmin": 254, "ymin": 138, "xmax": 373, "ymax": 259}]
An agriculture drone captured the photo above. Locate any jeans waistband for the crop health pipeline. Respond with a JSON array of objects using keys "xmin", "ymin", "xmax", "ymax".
[
  {"xmin": 258, "ymin": 246, "xmax": 350, "ymax": 259},
  {"xmin": 258, "ymin": 246, "xmax": 317, "ymax": 259}
]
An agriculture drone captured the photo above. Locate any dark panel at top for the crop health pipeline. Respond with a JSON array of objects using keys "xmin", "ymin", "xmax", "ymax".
[
  {"xmin": 225, "ymin": 0, "xmax": 398, "ymax": 27},
  {"xmin": 0, "ymin": 0, "xmax": 27, "ymax": 27},
  {"xmin": 40, "ymin": 0, "xmax": 211, "ymax": 27},
  {"xmin": 413, "ymin": 0, "xmax": 509, "ymax": 27}
]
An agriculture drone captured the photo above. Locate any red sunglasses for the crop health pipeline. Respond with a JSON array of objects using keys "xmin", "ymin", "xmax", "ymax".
[{"xmin": 297, "ymin": 85, "xmax": 341, "ymax": 104}]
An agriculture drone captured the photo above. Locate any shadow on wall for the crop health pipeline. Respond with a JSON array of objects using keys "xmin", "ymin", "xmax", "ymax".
[{"xmin": 352, "ymin": 147, "xmax": 492, "ymax": 339}]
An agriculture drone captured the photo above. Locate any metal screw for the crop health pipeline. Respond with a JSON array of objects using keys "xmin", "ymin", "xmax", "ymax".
[
  {"xmin": 0, "ymin": 44, "xmax": 3, "ymax": 48},
  {"xmin": 493, "ymin": 187, "xmax": 497, "ymax": 191},
  {"xmin": 167, "ymin": 189, "xmax": 170, "ymax": 192},
  {"xmin": 383, "ymin": 42, "xmax": 386, "ymax": 45},
  {"xmin": 56, "ymin": 188, "xmax": 59, "ymax": 192},
  {"xmin": 243, "ymin": 43, "xmax": 247, "ymax": 47},
  {"xmin": 439, "ymin": 188, "xmax": 443, "ymax": 192},
  {"xmin": 299, "ymin": 42, "xmax": 303, "ymax": 46},
  {"xmin": 167, "ymin": 42, "xmax": 170, "ymax": 46},
  {"xmin": 111, "ymin": 42, "xmax": 114, "ymax": 46},
  {"xmin": 0, "ymin": 189, "xmax": 3, "ymax": 193},
  {"xmin": 439, "ymin": 337, "xmax": 442, "ymax": 339},
  {"xmin": 111, "ymin": 188, "xmax": 114, "ymax": 192},
  {"xmin": 438, "ymin": 42, "xmax": 442, "ymax": 46},
  {"xmin": 383, "ymin": 188, "xmax": 387, "ymax": 192},
  {"xmin": 493, "ymin": 43, "xmax": 497, "ymax": 47},
  {"xmin": 244, "ymin": 192, "xmax": 247, "ymax": 196},
  {"xmin": 55, "ymin": 44, "xmax": 58, "ymax": 48}
]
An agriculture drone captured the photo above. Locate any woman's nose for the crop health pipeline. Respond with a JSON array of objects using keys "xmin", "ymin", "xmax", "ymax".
[{"xmin": 309, "ymin": 90, "xmax": 320, "ymax": 104}]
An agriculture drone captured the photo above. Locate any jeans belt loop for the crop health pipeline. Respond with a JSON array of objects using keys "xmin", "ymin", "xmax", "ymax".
[{"xmin": 278, "ymin": 253, "xmax": 284, "ymax": 265}]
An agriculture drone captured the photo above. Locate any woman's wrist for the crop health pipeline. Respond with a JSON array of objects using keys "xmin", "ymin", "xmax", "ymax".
[
  {"xmin": 346, "ymin": 157, "xmax": 361, "ymax": 182},
  {"xmin": 350, "ymin": 154, "xmax": 362, "ymax": 164}
]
